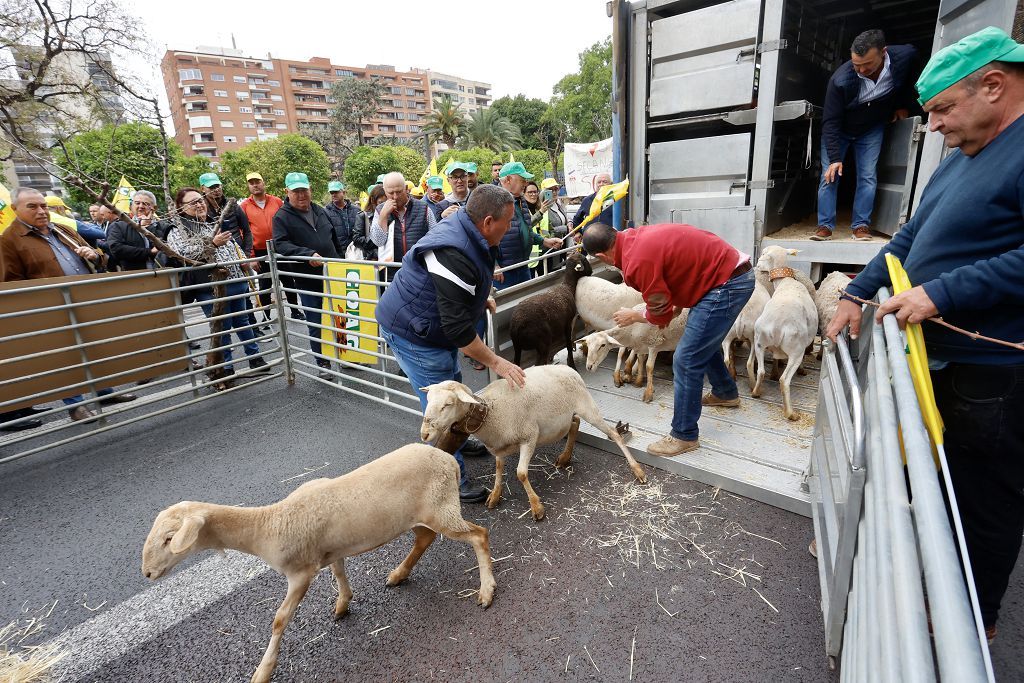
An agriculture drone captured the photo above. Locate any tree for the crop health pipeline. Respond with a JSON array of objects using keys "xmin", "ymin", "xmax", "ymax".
[
  {"xmin": 436, "ymin": 147, "xmax": 500, "ymax": 176},
  {"xmin": 490, "ymin": 95, "xmax": 550, "ymax": 149},
  {"xmin": 423, "ymin": 95, "xmax": 465, "ymax": 149},
  {"xmin": 303, "ymin": 77, "xmax": 385, "ymax": 171},
  {"xmin": 549, "ymin": 37, "xmax": 612, "ymax": 143},
  {"xmin": 219, "ymin": 134, "xmax": 331, "ymax": 199},
  {"xmin": 342, "ymin": 145, "xmax": 426, "ymax": 195},
  {"xmin": 462, "ymin": 108, "xmax": 521, "ymax": 153},
  {"xmin": 537, "ymin": 110, "xmax": 568, "ymax": 180},
  {"xmin": 508, "ymin": 149, "xmax": 549, "ymax": 181}
]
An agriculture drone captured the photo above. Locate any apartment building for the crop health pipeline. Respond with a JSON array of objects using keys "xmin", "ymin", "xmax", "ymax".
[
  {"xmin": 419, "ymin": 70, "xmax": 491, "ymax": 115},
  {"xmin": 161, "ymin": 47, "xmax": 433, "ymax": 160}
]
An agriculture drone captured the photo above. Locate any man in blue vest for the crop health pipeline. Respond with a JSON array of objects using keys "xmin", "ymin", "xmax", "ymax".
[{"xmin": 376, "ymin": 184, "xmax": 528, "ymax": 502}]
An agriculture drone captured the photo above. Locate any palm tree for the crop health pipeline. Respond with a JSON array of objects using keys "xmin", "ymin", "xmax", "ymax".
[
  {"xmin": 463, "ymin": 108, "xmax": 522, "ymax": 152},
  {"xmin": 424, "ymin": 95, "xmax": 465, "ymax": 148}
]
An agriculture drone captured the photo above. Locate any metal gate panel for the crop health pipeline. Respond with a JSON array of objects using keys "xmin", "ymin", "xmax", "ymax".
[
  {"xmin": 669, "ymin": 206, "xmax": 756, "ymax": 257},
  {"xmin": 873, "ymin": 116, "xmax": 923, "ymax": 236},
  {"xmin": 648, "ymin": 133, "xmax": 751, "ymax": 223},
  {"xmin": 649, "ymin": 0, "xmax": 762, "ymax": 117}
]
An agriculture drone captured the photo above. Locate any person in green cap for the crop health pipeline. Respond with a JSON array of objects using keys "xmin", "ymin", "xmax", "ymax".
[
  {"xmin": 424, "ymin": 175, "xmax": 448, "ymax": 221},
  {"xmin": 441, "ymin": 161, "xmax": 473, "ymax": 219},
  {"xmin": 828, "ymin": 26, "xmax": 1024, "ymax": 642},
  {"xmin": 466, "ymin": 162, "xmax": 479, "ymax": 191},
  {"xmin": 324, "ymin": 180, "xmax": 358, "ymax": 255},
  {"xmin": 198, "ymin": 172, "xmax": 252, "ymax": 258},
  {"xmin": 497, "ymin": 161, "xmax": 562, "ymax": 289}
]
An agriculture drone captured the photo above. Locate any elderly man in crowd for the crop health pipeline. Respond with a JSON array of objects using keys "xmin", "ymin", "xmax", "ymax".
[
  {"xmin": 272, "ymin": 172, "xmax": 343, "ymax": 380},
  {"xmin": 107, "ymin": 190, "xmax": 166, "ymax": 271},
  {"xmin": 828, "ymin": 27, "xmax": 1024, "ymax": 641},
  {"xmin": 440, "ymin": 162, "xmax": 473, "ymax": 219},
  {"xmin": 369, "ymin": 171, "xmax": 436, "ymax": 278},
  {"xmin": 496, "ymin": 162, "xmax": 562, "ymax": 289},
  {"xmin": 0, "ymin": 187, "xmax": 136, "ymax": 422},
  {"xmin": 376, "ymin": 184, "xmax": 527, "ymax": 502},
  {"xmin": 570, "ymin": 172, "xmax": 613, "ymax": 234}
]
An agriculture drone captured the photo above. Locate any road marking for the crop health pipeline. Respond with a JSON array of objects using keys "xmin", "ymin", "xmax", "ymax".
[{"xmin": 50, "ymin": 551, "xmax": 269, "ymax": 681}]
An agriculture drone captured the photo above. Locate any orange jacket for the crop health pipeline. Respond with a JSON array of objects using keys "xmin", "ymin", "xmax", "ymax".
[{"xmin": 239, "ymin": 194, "xmax": 284, "ymax": 252}]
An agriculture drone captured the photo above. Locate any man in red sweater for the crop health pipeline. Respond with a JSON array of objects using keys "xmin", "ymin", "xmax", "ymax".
[{"xmin": 583, "ymin": 223, "xmax": 754, "ymax": 456}]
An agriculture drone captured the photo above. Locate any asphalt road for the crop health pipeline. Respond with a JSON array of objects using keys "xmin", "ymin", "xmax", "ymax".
[{"xmin": 1, "ymin": 357, "xmax": 1020, "ymax": 682}]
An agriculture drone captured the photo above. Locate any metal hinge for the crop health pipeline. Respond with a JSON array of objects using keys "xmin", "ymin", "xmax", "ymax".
[
  {"xmin": 912, "ymin": 123, "xmax": 928, "ymax": 142},
  {"xmin": 730, "ymin": 180, "xmax": 775, "ymax": 192},
  {"xmin": 736, "ymin": 39, "xmax": 789, "ymax": 61}
]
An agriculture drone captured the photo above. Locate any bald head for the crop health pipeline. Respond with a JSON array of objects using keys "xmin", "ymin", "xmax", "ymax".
[{"xmin": 382, "ymin": 171, "xmax": 409, "ymax": 210}]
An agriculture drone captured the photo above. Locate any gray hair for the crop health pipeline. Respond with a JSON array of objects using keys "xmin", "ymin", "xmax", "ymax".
[
  {"xmin": 851, "ymin": 30, "xmax": 886, "ymax": 56},
  {"xmin": 961, "ymin": 60, "xmax": 1024, "ymax": 94},
  {"xmin": 132, "ymin": 190, "xmax": 157, "ymax": 205},
  {"xmin": 11, "ymin": 186, "xmax": 44, "ymax": 207},
  {"xmin": 382, "ymin": 171, "xmax": 406, "ymax": 190},
  {"xmin": 466, "ymin": 184, "xmax": 513, "ymax": 224}
]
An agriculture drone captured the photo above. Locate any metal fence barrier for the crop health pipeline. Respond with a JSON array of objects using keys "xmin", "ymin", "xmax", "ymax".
[{"xmin": 811, "ymin": 288, "xmax": 992, "ymax": 681}]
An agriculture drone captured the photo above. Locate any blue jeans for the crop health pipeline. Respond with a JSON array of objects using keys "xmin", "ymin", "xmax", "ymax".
[
  {"xmin": 816, "ymin": 123, "xmax": 885, "ymax": 230},
  {"xmin": 195, "ymin": 280, "xmax": 259, "ymax": 371},
  {"xmin": 298, "ymin": 291, "xmax": 323, "ymax": 358},
  {"xmin": 380, "ymin": 327, "xmax": 468, "ymax": 486},
  {"xmin": 671, "ymin": 270, "xmax": 755, "ymax": 441}
]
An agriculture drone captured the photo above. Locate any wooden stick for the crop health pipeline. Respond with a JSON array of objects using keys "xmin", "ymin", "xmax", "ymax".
[{"xmin": 841, "ymin": 290, "xmax": 1024, "ymax": 351}]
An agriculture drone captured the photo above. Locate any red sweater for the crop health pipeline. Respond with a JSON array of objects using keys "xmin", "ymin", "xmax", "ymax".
[{"xmin": 615, "ymin": 224, "xmax": 740, "ymax": 326}]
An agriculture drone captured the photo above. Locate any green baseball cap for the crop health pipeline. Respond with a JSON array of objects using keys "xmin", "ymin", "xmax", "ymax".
[
  {"xmin": 426, "ymin": 175, "xmax": 444, "ymax": 190},
  {"xmin": 446, "ymin": 161, "xmax": 473, "ymax": 175},
  {"xmin": 285, "ymin": 172, "xmax": 310, "ymax": 190},
  {"xmin": 499, "ymin": 161, "xmax": 534, "ymax": 180},
  {"xmin": 328, "ymin": 180, "xmax": 345, "ymax": 192},
  {"xmin": 198, "ymin": 172, "xmax": 222, "ymax": 188},
  {"xmin": 465, "ymin": 162, "xmax": 478, "ymax": 174},
  {"xmin": 916, "ymin": 26, "xmax": 1024, "ymax": 105},
  {"xmin": 376, "ymin": 174, "xmax": 386, "ymax": 183}
]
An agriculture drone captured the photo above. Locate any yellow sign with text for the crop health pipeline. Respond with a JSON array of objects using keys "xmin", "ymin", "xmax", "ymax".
[{"xmin": 321, "ymin": 262, "xmax": 378, "ymax": 365}]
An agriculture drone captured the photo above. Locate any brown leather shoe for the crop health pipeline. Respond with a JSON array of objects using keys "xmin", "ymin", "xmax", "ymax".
[
  {"xmin": 702, "ymin": 393, "xmax": 740, "ymax": 408},
  {"xmin": 100, "ymin": 393, "xmax": 138, "ymax": 405},
  {"xmin": 852, "ymin": 226, "xmax": 872, "ymax": 241},
  {"xmin": 69, "ymin": 406, "xmax": 97, "ymax": 422},
  {"xmin": 647, "ymin": 436, "xmax": 700, "ymax": 457},
  {"xmin": 809, "ymin": 226, "xmax": 832, "ymax": 241}
]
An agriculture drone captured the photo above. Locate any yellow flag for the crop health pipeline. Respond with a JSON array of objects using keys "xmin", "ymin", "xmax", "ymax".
[
  {"xmin": 358, "ymin": 191, "xmax": 369, "ymax": 211},
  {"xmin": 509, "ymin": 152, "xmax": 515, "ymax": 163},
  {"xmin": 114, "ymin": 175, "xmax": 135, "ymax": 213},
  {"xmin": 576, "ymin": 178, "xmax": 630, "ymax": 232},
  {"xmin": 49, "ymin": 211, "xmax": 78, "ymax": 231},
  {"xmin": 0, "ymin": 181, "xmax": 16, "ymax": 235}
]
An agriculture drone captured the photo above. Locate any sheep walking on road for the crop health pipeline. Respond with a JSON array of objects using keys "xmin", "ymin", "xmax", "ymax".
[
  {"xmin": 510, "ymin": 252, "xmax": 591, "ymax": 370},
  {"xmin": 141, "ymin": 445, "xmax": 496, "ymax": 683},
  {"xmin": 421, "ymin": 365, "xmax": 647, "ymax": 521}
]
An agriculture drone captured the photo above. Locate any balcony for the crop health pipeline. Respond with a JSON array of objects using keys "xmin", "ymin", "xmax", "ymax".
[{"xmin": 192, "ymin": 141, "xmax": 217, "ymax": 151}]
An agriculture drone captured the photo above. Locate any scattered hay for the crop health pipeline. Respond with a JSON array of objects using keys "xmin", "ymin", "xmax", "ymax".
[{"xmin": 0, "ymin": 607, "xmax": 66, "ymax": 683}]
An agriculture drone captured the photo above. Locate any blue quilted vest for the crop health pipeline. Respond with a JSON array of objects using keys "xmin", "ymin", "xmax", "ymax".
[
  {"xmin": 376, "ymin": 211, "xmax": 494, "ymax": 349},
  {"xmin": 380, "ymin": 197, "xmax": 432, "ymax": 262}
]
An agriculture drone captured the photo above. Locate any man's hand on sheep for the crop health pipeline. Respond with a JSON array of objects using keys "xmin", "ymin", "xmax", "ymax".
[
  {"xmin": 613, "ymin": 308, "xmax": 646, "ymax": 327},
  {"xmin": 876, "ymin": 285, "xmax": 938, "ymax": 328},
  {"xmin": 826, "ymin": 299, "xmax": 864, "ymax": 341},
  {"xmin": 492, "ymin": 357, "xmax": 526, "ymax": 388}
]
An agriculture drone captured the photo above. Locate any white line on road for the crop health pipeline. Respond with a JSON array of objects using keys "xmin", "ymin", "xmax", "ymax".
[{"xmin": 50, "ymin": 551, "xmax": 269, "ymax": 681}]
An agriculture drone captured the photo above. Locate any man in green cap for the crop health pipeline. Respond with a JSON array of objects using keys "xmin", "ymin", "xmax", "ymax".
[
  {"xmin": 424, "ymin": 175, "xmax": 447, "ymax": 221},
  {"xmin": 324, "ymin": 180, "xmax": 357, "ymax": 254},
  {"xmin": 828, "ymin": 26, "xmax": 1024, "ymax": 640},
  {"xmin": 497, "ymin": 161, "xmax": 562, "ymax": 289},
  {"xmin": 198, "ymin": 172, "xmax": 252, "ymax": 256},
  {"xmin": 441, "ymin": 161, "xmax": 473, "ymax": 219}
]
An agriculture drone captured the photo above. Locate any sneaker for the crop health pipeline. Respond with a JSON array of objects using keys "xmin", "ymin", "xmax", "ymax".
[
  {"xmin": 468, "ymin": 358, "xmax": 487, "ymax": 371},
  {"xmin": 459, "ymin": 482, "xmax": 490, "ymax": 503},
  {"xmin": 0, "ymin": 410, "xmax": 43, "ymax": 432},
  {"xmin": 852, "ymin": 226, "xmax": 872, "ymax": 241},
  {"xmin": 461, "ymin": 436, "xmax": 491, "ymax": 459},
  {"xmin": 290, "ymin": 309, "xmax": 306, "ymax": 321},
  {"xmin": 316, "ymin": 359, "xmax": 335, "ymax": 381},
  {"xmin": 647, "ymin": 435, "xmax": 700, "ymax": 457},
  {"xmin": 809, "ymin": 226, "xmax": 833, "ymax": 241},
  {"xmin": 188, "ymin": 340, "xmax": 201, "ymax": 350},
  {"xmin": 702, "ymin": 393, "xmax": 740, "ymax": 408},
  {"xmin": 808, "ymin": 538, "xmax": 818, "ymax": 559},
  {"xmin": 100, "ymin": 393, "xmax": 138, "ymax": 405}
]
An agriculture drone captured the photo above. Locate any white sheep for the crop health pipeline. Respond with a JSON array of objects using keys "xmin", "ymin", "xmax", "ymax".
[
  {"xmin": 575, "ymin": 271, "xmax": 645, "ymax": 386},
  {"xmin": 815, "ymin": 270, "xmax": 853, "ymax": 336},
  {"xmin": 722, "ymin": 279, "xmax": 771, "ymax": 389},
  {"xmin": 141, "ymin": 445, "xmax": 496, "ymax": 683},
  {"xmin": 751, "ymin": 247, "xmax": 819, "ymax": 420},
  {"xmin": 420, "ymin": 365, "xmax": 647, "ymax": 521},
  {"xmin": 579, "ymin": 304, "xmax": 688, "ymax": 403}
]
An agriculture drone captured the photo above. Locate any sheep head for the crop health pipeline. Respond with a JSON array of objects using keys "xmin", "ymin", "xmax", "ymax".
[
  {"xmin": 578, "ymin": 330, "xmax": 624, "ymax": 372},
  {"xmin": 563, "ymin": 252, "xmax": 593, "ymax": 283},
  {"xmin": 420, "ymin": 381, "xmax": 480, "ymax": 443},
  {"xmin": 755, "ymin": 246, "xmax": 799, "ymax": 273},
  {"xmin": 142, "ymin": 502, "xmax": 208, "ymax": 580}
]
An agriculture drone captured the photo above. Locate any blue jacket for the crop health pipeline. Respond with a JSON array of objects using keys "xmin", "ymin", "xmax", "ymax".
[
  {"xmin": 376, "ymin": 211, "xmax": 494, "ymax": 349},
  {"xmin": 572, "ymin": 191, "xmax": 614, "ymax": 231},
  {"xmin": 324, "ymin": 200, "xmax": 359, "ymax": 251},
  {"xmin": 822, "ymin": 44, "xmax": 919, "ymax": 160},
  {"xmin": 426, "ymin": 197, "xmax": 449, "ymax": 221},
  {"xmin": 846, "ymin": 115, "xmax": 1024, "ymax": 365},
  {"xmin": 496, "ymin": 195, "xmax": 543, "ymax": 273}
]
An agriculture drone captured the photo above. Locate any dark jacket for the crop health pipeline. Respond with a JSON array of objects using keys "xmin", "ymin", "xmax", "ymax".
[
  {"xmin": 572, "ymin": 192, "xmax": 614, "ymax": 231},
  {"xmin": 107, "ymin": 219, "xmax": 168, "ymax": 271},
  {"xmin": 822, "ymin": 44, "xmax": 919, "ymax": 160},
  {"xmin": 352, "ymin": 212, "xmax": 377, "ymax": 261},
  {"xmin": 324, "ymin": 199, "xmax": 359, "ymax": 252},
  {"xmin": 496, "ymin": 195, "xmax": 544, "ymax": 272},
  {"xmin": 207, "ymin": 200, "xmax": 253, "ymax": 256},
  {"xmin": 379, "ymin": 197, "xmax": 432, "ymax": 263},
  {"xmin": 271, "ymin": 199, "xmax": 342, "ymax": 290},
  {"xmin": 376, "ymin": 211, "xmax": 494, "ymax": 349},
  {"xmin": 426, "ymin": 197, "xmax": 449, "ymax": 221}
]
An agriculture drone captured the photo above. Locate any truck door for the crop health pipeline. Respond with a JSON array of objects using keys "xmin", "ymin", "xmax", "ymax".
[{"xmin": 873, "ymin": 116, "xmax": 923, "ymax": 236}]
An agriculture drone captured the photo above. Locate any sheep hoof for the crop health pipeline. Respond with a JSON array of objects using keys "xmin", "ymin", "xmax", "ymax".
[
  {"xmin": 478, "ymin": 581, "xmax": 496, "ymax": 608},
  {"xmin": 632, "ymin": 375, "xmax": 644, "ymax": 388},
  {"xmin": 643, "ymin": 390, "xmax": 654, "ymax": 403},
  {"xmin": 531, "ymin": 504, "xmax": 546, "ymax": 521},
  {"xmin": 613, "ymin": 371, "xmax": 623, "ymax": 387},
  {"xmin": 785, "ymin": 410, "xmax": 800, "ymax": 422},
  {"xmin": 632, "ymin": 466, "xmax": 647, "ymax": 483},
  {"xmin": 797, "ymin": 366, "xmax": 808, "ymax": 376},
  {"xmin": 333, "ymin": 603, "xmax": 350, "ymax": 620},
  {"xmin": 251, "ymin": 667, "xmax": 273, "ymax": 683},
  {"xmin": 385, "ymin": 569, "xmax": 407, "ymax": 587},
  {"xmin": 485, "ymin": 493, "xmax": 501, "ymax": 509}
]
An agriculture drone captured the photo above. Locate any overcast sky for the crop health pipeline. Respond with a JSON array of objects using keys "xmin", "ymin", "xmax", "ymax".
[{"xmin": 127, "ymin": 0, "xmax": 614, "ymax": 104}]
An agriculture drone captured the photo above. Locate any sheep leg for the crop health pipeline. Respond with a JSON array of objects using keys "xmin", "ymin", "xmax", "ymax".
[
  {"xmin": 613, "ymin": 348, "xmax": 625, "ymax": 387},
  {"xmin": 622, "ymin": 349, "xmax": 636, "ymax": 383},
  {"xmin": 745, "ymin": 344, "xmax": 758, "ymax": 392},
  {"xmin": 751, "ymin": 339, "xmax": 767, "ymax": 398},
  {"xmin": 576, "ymin": 400, "xmax": 647, "ymax": 483},
  {"xmin": 770, "ymin": 357, "xmax": 783, "ymax": 381},
  {"xmin": 251, "ymin": 569, "xmax": 314, "ymax": 683},
  {"xmin": 780, "ymin": 355, "xmax": 803, "ymax": 421},
  {"xmin": 329, "ymin": 559, "xmax": 353, "ymax": 619},
  {"xmin": 441, "ymin": 521, "xmax": 496, "ymax": 608},
  {"xmin": 642, "ymin": 350, "xmax": 658, "ymax": 403},
  {"xmin": 514, "ymin": 346, "xmax": 522, "ymax": 368},
  {"xmin": 516, "ymin": 440, "xmax": 545, "ymax": 520},
  {"xmin": 485, "ymin": 455, "xmax": 506, "ymax": 509},
  {"xmin": 632, "ymin": 352, "xmax": 646, "ymax": 387},
  {"xmin": 564, "ymin": 321, "xmax": 577, "ymax": 371},
  {"xmin": 723, "ymin": 338, "xmax": 736, "ymax": 379},
  {"xmin": 386, "ymin": 525, "xmax": 437, "ymax": 587},
  {"xmin": 555, "ymin": 415, "xmax": 581, "ymax": 468}
]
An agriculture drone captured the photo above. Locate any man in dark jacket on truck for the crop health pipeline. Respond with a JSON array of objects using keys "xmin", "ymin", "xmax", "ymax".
[
  {"xmin": 828, "ymin": 27, "xmax": 1024, "ymax": 641},
  {"xmin": 811, "ymin": 30, "xmax": 918, "ymax": 241},
  {"xmin": 272, "ymin": 172, "xmax": 343, "ymax": 379}
]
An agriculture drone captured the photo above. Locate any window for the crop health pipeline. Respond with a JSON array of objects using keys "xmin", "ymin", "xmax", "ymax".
[
  {"xmin": 178, "ymin": 68, "xmax": 202, "ymax": 81},
  {"xmin": 220, "ymin": 120, "xmax": 234, "ymax": 128},
  {"xmin": 405, "ymin": 88, "xmax": 415, "ymax": 96},
  {"xmin": 409, "ymin": 125, "xmax": 420, "ymax": 133},
  {"xmin": 395, "ymin": 112, "xmax": 405, "ymax": 120},
  {"xmin": 213, "ymin": 89, "xmax": 227, "ymax": 97},
  {"xmin": 270, "ymin": 94, "xmax": 282, "ymax": 101},
  {"xmin": 273, "ymin": 109, "xmax": 285, "ymax": 115},
  {"xmin": 268, "ymin": 79, "xmax": 280, "ymax": 86},
  {"xmin": 217, "ymin": 105, "xmax": 231, "ymax": 112},
  {"xmin": 233, "ymin": 75, "xmax": 246, "ymax": 83},
  {"xmin": 197, "ymin": 150, "xmax": 216, "ymax": 158},
  {"xmin": 236, "ymin": 91, "xmax": 249, "ymax": 99},
  {"xmin": 223, "ymin": 135, "xmax": 236, "ymax": 143},
  {"xmin": 335, "ymin": 69, "xmax": 353, "ymax": 77},
  {"xmin": 211, "ymin": 73, "xmax": 225, "ymax": 81},
  {"xmin": 244, "ymin": 136, "xmax": 257, "ymax": 143},
  {"xmin": 458, "ymin": 85, "xmax": 465, "ymax": 92},
  {"xmin": 188, "ymin": 115, "xmax": 212, "ymax": 128},
  {"xmin": 275, "ymin": 123, "xmax": 288, "ymax": 129},
  {"xmin": 262, "ymin": 61, "xmax": 273, "ymax": 70},
  {"xmin": 239, "ymin": 106, "xmax": 253, "ymax": 113},
  {"xmin": 396, "ymin": 125, "xmax": 406, "ymax": 132},
  {"xmin": 391, "ymin": 99, "xmax": 403, "ymax": 108},
  {"xmin": 242, "ymin": 121, "xmax": 256, "ymax": 128},
  {"xmin": 389, "ymin": 86, "xmax": 403, "ymax": 95},
  {"xmin": 257, "ymin": 132, "xmax": 278, "ymax": 141}
]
